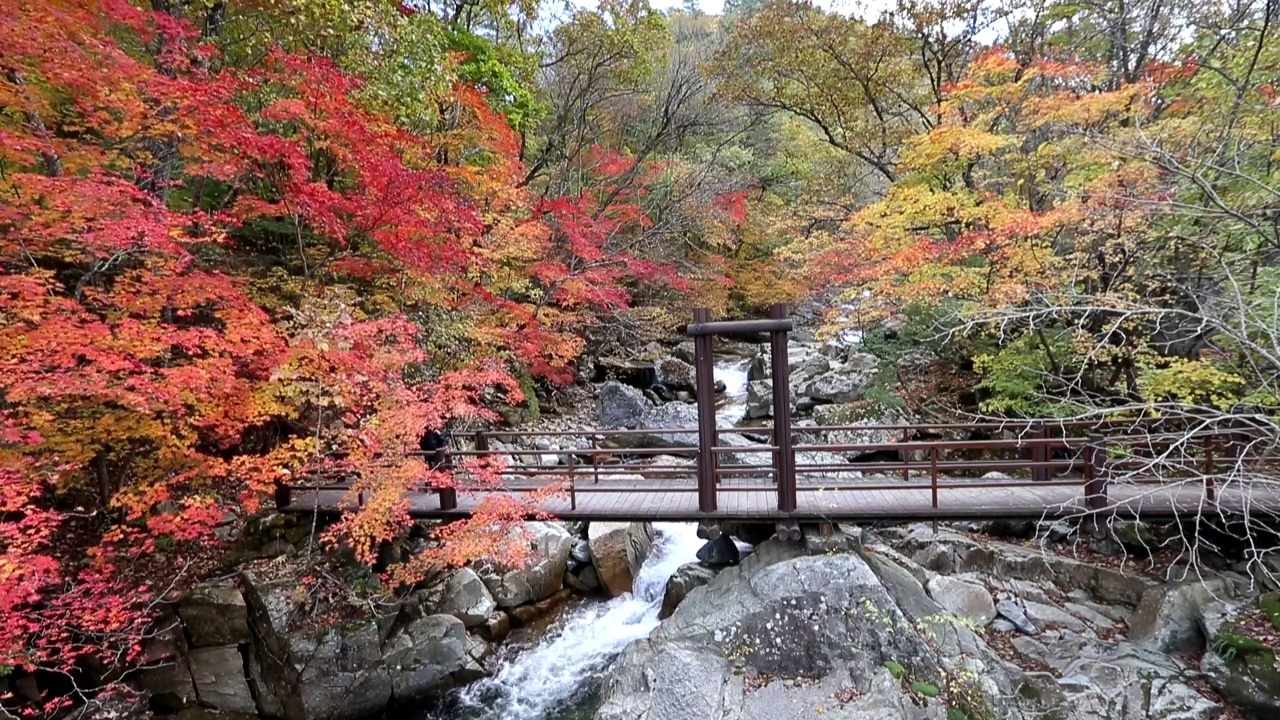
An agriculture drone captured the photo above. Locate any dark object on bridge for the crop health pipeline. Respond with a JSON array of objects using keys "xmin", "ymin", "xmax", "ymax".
[
  {"xmin": 419, "ymin": 428, "xmax": 453, "ymax": 469},
  {"xmin": 696, "ymin": 533, "xmax": 741, "ymax": 567},
  {"xmin": 417, "ymin": 427, "xmax": 457, "ymax": 510}
]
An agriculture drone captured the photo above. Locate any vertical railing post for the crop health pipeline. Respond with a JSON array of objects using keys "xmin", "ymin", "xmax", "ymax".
[
  {"xmin": 567, "ymin": 453, "xmax": 577, "ymax": 511},
  {"xmin": 274, "ymin": 480, "xmax": 292, "ymax": 509},
  {"xmin": 692, "ymin": 308, "xmax": 718, "ymax": 513},
  {"xmin": 590, "ymin": 436, "xmax": 600, "ymax": 485},
  {"xmin": 1085, "ymin": 433, "xmax": 1108, "ymax": 512},
  {"xmin": 1229, "ymin": 416, "xmax": 1248, "ymax": 473},
  {"xmin": 769, "ymin": 303, "xmax": 796, "ymax": 513},
  {"xmin": 930, "ymin": 446, "xmax": 939, "ymax": 510},
  {"xmin": 1204, "ymin": 435, "xmax": 1217, "ymax": 504},
  {"xmin": 1030, "ymin": 420, "xmax": 1049, "ymax": 482},
  {"xmin": 901, "ymin": 427, "xmax": 911, "ymax": 482}
]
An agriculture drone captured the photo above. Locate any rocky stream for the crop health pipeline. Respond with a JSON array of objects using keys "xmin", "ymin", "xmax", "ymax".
[{"xmin": 133, "ymin": 336, "xmax": 1280, "ymax": 720}]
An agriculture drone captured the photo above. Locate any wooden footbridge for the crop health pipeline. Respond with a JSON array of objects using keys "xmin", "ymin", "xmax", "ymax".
[{"xmin": 276, "ymin": 305, "xmax": 1280, "ymax": 525}]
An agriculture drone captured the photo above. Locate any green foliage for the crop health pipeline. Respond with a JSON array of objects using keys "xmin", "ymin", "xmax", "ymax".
[
  {"xmin": 912, "ymin": 681, "xmax": 941, "ymax": 697},
  {"xmin": 1135, "ymin": 358, "xmax": 1245, "ymax": 411},
  {"xmin": 447, "ymin": 30, "xmax": 543, "ymax": 132},
  {"xmin": 948, "ymin": 708, "xmax": 970, "ymax": 720},
  {"xmin": 884, "ymin": 660, "xmax": 906, "ymax": 680},
  {"xmin": 972, "ymin": 333, "xmax": 1085, "ymax": 418}
]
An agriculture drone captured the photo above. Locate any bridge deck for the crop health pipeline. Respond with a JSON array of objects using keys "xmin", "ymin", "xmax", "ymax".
[{"xmin": 279, "ymin": 475, "xmax": 1275, "ymax": 522}]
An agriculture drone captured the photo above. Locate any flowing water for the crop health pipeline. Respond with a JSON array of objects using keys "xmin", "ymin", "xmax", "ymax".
[
  {"xmin": 419, "ymin": 523, "xmax": 708, "ymax": 720},
  {"xmin": 418, "ymin": 359, "xmax": 756, "ymax": 720},
  {"xmin": 714, "ymin": 357, "xmax": 752, "ymax": 426}
]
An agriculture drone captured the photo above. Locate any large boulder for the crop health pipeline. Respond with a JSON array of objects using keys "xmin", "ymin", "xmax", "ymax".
[
  {"xmin": 801, "ymin": 353, "xmax": 879, "ymax": 404},
  {"xmin": 660, "ymin": 563, "xmax": 718, "ymax": 620},
  {"xmin": 926, "ymin": 575, "xmax": 996, "ymax": 626},
  {"xmin": 602, "ymin": 402, "xmax": 763, "ymax": 465},
  {"xmin": 383, "ymin": 614, "xmax": 470, "ymax": 701},
  {"xmin": 477, "ymin": 522, "xmax": 574, "ymax": 608},
  {"xmin": 186, "ymin": 646, "xmax": 257, "ymax": 714},
  {"xmin": 434, "ymin": 568, "xmax": 497, "ymax": 628},
  {"xmin": 593, "ymin": 357, "xmax": 657, "ymax": 387},
  {"xmin": 134, "ymin": 619, "xmax": 197, "ymax": 713},
  {"xmin": 278, "ymin": 622, "xmax": 392, "ymax": 718},
  {"xmin": 744, "ymin": 379, "xmax": 796, "ymax": 419},
  {"xmin": 891, "ymin": 526, "xmax": 1155, "ymax": 606},
  {"xmin": 1198, "ymin": 598, "xmax": 1280, "ymax": 718},
  {"xmin": 597, "ymin": 380, "xmax": 653, "ymax": 429},
  {"xmin": 745, "ymin": 379, "xmax": 773, "ymax": 419},
  {"xmin": 588, "ymin": 522, "xmax": 656, "ymax": 597},
  {"xmin": 695, "ymin": 533, "xmax": 740, "ymax": 567},
  {"xmin": 595, "ymin": 540, "xmax": 1023, "ymax": 720},
  {"xmin": 810, "ymin": 403, "xmax": 905, "ymax": 448},
  {"xmin": 238, "ymin": 567, "xmax": 478, "ymax": 720},
  {"xmin": 656, "ymin": 356, "xmax": 696, "ymax": 392},
  {"xmin": 1130, "ymin": 578, "xmax": 1235, "ymax": 654},
  {"xmin": 177, "ymin": 579, "xmax": 250, "ymax": 647},
  {"xmin": 1013, "ymin": 634, "xmax": 1222, "ymax": 720}
]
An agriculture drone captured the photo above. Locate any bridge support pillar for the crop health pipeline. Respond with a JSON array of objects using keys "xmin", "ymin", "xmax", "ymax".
[
  {"xmin": 697, "ymin": 521, "xmax": 722, "ymax": 540},
  {"xmin": 1083, "ymin": 433, "xmax": 1109, "ymax": 536},
  {"xmin": 692, "ymin": 308, "xmax": 718, "ymax": 513},
  {"xmin": 769, "ymin": 303, "xmax": 797, "ymax": 513},
  {"xmin": 1029, "ymin": 420, "xmax": 1050, "ymax": 482},
  {"xmin": 776, "ymin": 520, "xmax": 801, "ymax": 542}
]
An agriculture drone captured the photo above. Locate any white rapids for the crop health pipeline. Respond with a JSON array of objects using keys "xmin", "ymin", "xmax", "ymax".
[
  {"xmin": 429, "ymin": 523, "xmax": 706, "ymax": 720},
  {"xmin": 714, "ymin": 357, "xmax": 752, "ymax": 425}
]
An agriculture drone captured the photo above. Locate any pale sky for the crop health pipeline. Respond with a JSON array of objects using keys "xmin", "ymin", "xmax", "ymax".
[
  {"xmin": 650, "ymin": 0, "xmax": 893, "ymax": 16},
  {"xmin": 568, "ymin": 0, "xmax": 898, "ymax": 19}
]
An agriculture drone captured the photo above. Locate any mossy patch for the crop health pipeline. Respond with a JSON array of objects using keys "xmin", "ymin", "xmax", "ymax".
[
  {"xmin": 1259, "ymin": 592, "xmax": 1280, "ymax": 632},
  {"xmin": 912, "ymin": 681, "xmax": 940, "ymax": 697},
  {"xmin": 1213, "ymin": 632, "xmax": 1273, "ymax": 660}
]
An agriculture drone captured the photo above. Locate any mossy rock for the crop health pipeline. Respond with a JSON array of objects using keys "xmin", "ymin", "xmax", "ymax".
[
  {"xmin": 500, "ymin": 369, "xmax": 540, "ymax": 425},
  {"xmin": 1213, "ymin": 632, "xmax": 1273, "ymax": 658},
  {"xmin": 1203, "ymin": 601, "xmax": 1280, "ymax": 717},
  {"xmin": 812, "ymin": 401, "xmax": 894, "ymax": 425},
  {"xmin": 1112, "ymin": 520, "xmax": 1167, "ymax": 551},
  {"xmin": 1259, "ymin": 592, "xmax": 1280, "ymax": 631}
]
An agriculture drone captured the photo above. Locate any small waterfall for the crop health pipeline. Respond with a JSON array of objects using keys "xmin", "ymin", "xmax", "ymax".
[
  {"xmin": 422, "ymin": 523, "xmax": 705, "ymax": 720},
  {"xmin": 714, "ymin": 358, "xmax": 752, "ymax": 426}
]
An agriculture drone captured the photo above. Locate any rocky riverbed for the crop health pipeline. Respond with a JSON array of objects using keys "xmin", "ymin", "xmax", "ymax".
[
  {"xmin": 599, "ymin": 522, "xmax": 1280, "ymax": 720},
  {"xmin": 126, "ymin": 332, "xmax": 1280, "ymax": 720}
]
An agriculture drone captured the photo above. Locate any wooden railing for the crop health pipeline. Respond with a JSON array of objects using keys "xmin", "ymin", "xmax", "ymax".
[{"xmin": 273, "ymin": 303, "xmax": 1277, "ymax": 520}]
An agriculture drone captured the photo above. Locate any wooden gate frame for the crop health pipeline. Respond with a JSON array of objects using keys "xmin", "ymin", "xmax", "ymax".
[{"xmin": 688, "ymin": 303, "xmax": 796, "ymax": 513}]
